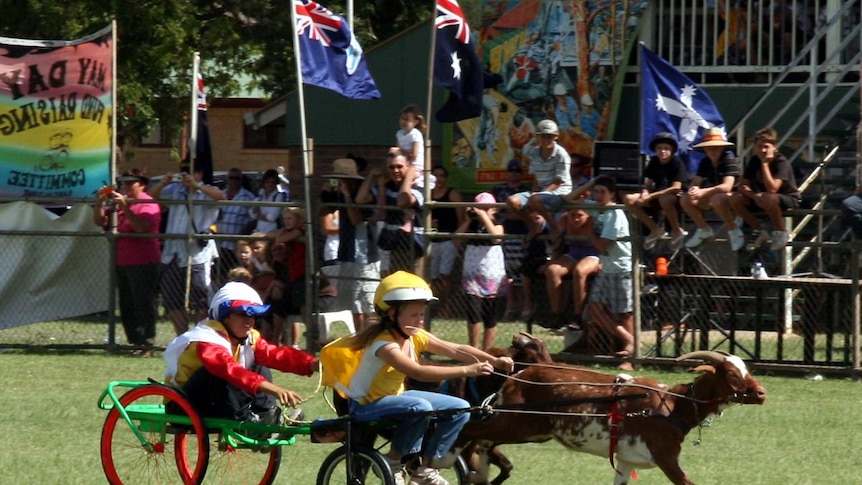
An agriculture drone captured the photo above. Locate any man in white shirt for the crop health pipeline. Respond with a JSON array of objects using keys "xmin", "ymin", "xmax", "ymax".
[{"xmin": 151, "ymin": 168, "xmax": 226, "ymax": 335}]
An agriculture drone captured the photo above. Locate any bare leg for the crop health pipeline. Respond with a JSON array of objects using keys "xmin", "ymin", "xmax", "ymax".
[
  {"xmin": 169, "ymin": 309, "xmax": 189, "ymax": 336},
  {"xmin": 659, "ymin": 193, "xmax": 683, "ymax": 235},
  {"xmin": 468, "ymin": 322, "xmax": 481, "ymax": 348},
  {"xmin": 624, "ymin": 193, "xmax": 662, "ymax": 236},
  {"xmin": 483, "ymin": 326, "xmax": 497, "ymax": 352},
  {"xmin": 572, "ymin": 257, "xmax": 600, "ymax": 317}
]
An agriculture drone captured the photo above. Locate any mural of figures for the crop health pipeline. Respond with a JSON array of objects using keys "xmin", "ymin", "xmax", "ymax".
[{"xmin": 446, "ymin": 0, "xmax": 648, "ymax": 190}]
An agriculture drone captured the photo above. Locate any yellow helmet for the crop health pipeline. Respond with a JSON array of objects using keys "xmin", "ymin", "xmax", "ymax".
[{"xmin": 374, "ymin": 271, "xmax": 437, "ymax": 312}]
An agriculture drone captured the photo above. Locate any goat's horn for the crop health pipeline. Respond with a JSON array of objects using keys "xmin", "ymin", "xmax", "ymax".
[
  {"xmin": 512, "ymin": 333, "xmax": 531, "ymax": 348},
  {"xmin": 676, "ymin": 351, "xmax": 727, "ymax": 364}
]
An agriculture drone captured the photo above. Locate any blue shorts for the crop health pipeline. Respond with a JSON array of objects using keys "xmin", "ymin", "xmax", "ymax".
[{"xmin": 512, "ymin": 190, "xmax": 566, "ymax": 213}]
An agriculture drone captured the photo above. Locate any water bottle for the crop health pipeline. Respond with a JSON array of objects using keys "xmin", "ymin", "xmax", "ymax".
[
  {"xmin": 751, "ymin": 262, "xmax": 767, "ymax": 279},
  {"xmin": 656, "ymin": 257, "xmax": 668, "ymax": 276}
]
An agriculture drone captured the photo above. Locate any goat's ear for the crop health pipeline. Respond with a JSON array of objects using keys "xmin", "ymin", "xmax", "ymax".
[{"xmin": 688, "ymin": 364, "xmax": 717, "ymax": 374}]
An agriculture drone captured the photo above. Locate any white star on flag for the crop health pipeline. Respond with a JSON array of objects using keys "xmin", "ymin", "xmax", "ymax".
[{"xmin": 449, "ymin": 52, "xmax": 461, "ymax": 79}]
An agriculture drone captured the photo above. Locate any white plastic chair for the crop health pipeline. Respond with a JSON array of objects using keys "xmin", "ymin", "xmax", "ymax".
[{"xmin": 317, "ymin": 310, "xmax": 356, "ymax": 341}]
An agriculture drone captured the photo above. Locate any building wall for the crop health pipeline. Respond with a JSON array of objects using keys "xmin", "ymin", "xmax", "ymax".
[{"xmin": 120, "ymin": 100, "xmax": 290, "ymax": 178}]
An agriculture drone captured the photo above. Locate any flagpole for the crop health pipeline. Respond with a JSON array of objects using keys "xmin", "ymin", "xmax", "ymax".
[
  {"xmin": 191, "ymin": 53, "xmax": 200, "ymax": 172},
  {"xmin": 184, "ymin": 53, "xmax": 201, "ymax": 313},
  {"xmin": 424, "ymin": 2, "xmax": 437, "ymax": 222},
  {"xmin": 290, "ymin": 0, "xmax": 317, "ymax": 347}
]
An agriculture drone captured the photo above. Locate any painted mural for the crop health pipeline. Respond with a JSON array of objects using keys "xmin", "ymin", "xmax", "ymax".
[{"xmin": 446, "ymin": 1, "xmax": 647, "ymax": 190}]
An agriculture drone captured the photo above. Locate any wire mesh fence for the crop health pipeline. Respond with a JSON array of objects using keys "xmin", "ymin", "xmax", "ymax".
[{"xmin": 1, "ymin": 196, "xmax": 860, "ymax": 373}]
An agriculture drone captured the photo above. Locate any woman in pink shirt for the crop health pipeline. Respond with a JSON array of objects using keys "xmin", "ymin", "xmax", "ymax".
[{"xmin": 93, "ymin": 169, "xmax": 162, "ymax": 355}]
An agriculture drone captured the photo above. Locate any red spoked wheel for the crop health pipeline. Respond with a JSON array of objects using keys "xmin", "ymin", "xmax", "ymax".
[
  {"xmin": 177, "ymin": 433, "xmax": 282, "ymax": 485},
  {"xmin": 100, "ymin": 384, "xmax": 209, "ymax": 485}
]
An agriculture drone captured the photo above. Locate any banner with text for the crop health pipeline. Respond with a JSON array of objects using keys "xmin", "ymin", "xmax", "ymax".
[{"xmin": 0, "ymin": 25, "xmax": 113, "ymax": 199}]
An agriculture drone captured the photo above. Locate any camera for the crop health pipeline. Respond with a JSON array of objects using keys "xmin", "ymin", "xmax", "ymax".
[
  {"xmin": 467, "ymin": 208, "xmax": 478, "ymax": 219},
  {"xmin": 172, "ymin": 173, "xmax": 184, "ymax": 183},
  {"xmin": 329, "ymin": 178, "xmax": 340, "ymax": 187}
]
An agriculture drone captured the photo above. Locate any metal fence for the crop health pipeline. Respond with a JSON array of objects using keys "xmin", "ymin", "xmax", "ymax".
[{"xmin": 1, "ymin": 196, "xmax": 860, "ymax": 374}]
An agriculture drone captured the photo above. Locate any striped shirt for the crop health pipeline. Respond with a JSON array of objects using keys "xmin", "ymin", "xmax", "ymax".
[{"xmin": 526, "ymin": 142, "xmax": 572, "ymax": 195}]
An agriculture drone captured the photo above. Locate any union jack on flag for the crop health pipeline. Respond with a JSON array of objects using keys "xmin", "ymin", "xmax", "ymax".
[
  {"xmin": 293, "ymin": 0, "xmax": 380, "ymax": 99},
  {"xmin": 295, "ymin": 0, "xmax": 341, "ymax": 46},
  {"xmin": 433, "ymin": 0, "xmax": 483, "ymax": 122},
  {"xmin": 436, "ymin": 0, "xmax": 469, "ymax": 44}
]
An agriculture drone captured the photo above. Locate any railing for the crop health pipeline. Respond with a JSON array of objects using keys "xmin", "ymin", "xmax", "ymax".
[{"xmin": 651, "ymin": 0, "xmax": 860, "ymax": 83}]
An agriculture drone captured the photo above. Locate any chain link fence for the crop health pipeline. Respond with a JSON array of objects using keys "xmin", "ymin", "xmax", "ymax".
[{"xmin": 1, "ymin": 196, "xmax": 860, "ymax": 373}]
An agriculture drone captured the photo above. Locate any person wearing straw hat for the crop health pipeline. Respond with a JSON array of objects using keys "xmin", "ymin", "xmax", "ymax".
[
  {"xmin": 681, "ymin": 127, "xmax": 740, "ymax": 248},
  {"xmin": 623, "ymin": 132, "xmax": 692, "ymax": 251},
  {"xmin": 325, "ymin": 157, "xmax": 381, "ymax": 334}
]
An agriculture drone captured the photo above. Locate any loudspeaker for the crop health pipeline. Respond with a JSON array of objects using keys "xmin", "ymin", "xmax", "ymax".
[{"xmin": 592, "ymin": 141, "xmax": 642, "ymax": 191}]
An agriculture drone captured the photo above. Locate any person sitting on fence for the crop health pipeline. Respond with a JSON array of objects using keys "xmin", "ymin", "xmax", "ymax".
[
  {"xmin": 505, "ymin": 119, "xmax": 573, "ymax": 250},
  {"xmin": 339, "ymin": 271, "xmax": 514, "ymax": 485},
  {"xmin": 624, "ymin": 132, "xmax": 691, "ymax": 251},
  {"xmin": 163, "ymin": 281, "xmax": 318, "ymax": 426},
  {"xmin": 713, "ymin": 126, "xmax": 800, "ymax": 251},
  {"xmin": 542, "ymin": 200, "xmax": 600, "ymax": 330},
  {"xmin": 681, "ymin": 127, "xmax": 740, "ymax": 248}
]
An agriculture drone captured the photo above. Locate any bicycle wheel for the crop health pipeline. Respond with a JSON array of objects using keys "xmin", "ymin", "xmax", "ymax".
[
  {"xmin": 316, "ymin": 444, "xmax": 395, "ymax": 485},
  {"xmin": 100, "ymin": 384, "xmax": 208, "ymax": 485},
  {"xmin": 177, "ymin": 433, "xmax": 281, "ymax": 485}
]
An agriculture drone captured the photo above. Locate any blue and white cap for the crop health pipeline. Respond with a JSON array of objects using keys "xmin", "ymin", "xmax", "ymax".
[{"xmin": 209, "ymin": 282, "xmax": 270, "ymax": 321}]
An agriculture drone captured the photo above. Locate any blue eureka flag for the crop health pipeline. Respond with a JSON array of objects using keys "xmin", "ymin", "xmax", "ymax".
[
  {"xmin": 641, "ymin": 45, "xmax": 727, "ymax": 172},
  {"xmin": 294, "ymin": 0, "xmax": 380, "ymax": 99}
]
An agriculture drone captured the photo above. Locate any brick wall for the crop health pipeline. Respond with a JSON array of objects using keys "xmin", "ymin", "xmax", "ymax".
[{"xmin": 119, "ymin": 99, "xmax": 442, "ymax": 202}]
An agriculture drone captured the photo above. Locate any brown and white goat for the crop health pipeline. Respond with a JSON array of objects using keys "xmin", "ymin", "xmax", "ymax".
[{"xmin": 452, "ymin": 351, "xmax": 767, "ymax": 485}]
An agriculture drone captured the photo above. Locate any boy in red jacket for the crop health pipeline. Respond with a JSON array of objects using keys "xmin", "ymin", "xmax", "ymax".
[{"xmin": 164, "ymin": 281, "xmax": 318, "ymax": 423}]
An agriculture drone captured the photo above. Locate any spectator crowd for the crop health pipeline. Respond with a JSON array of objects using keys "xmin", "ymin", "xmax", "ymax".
[{"xmin": 103, "ymin": 102, "xmax": 834, "ymax": 373}]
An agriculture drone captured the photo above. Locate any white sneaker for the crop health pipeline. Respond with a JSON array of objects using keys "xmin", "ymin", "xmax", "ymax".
[
  {"xmin": 746, "ymin": 230, "xmax": 770, "ymax": 251},
  {"xmin": 378, "ymin": 456, "xmax": 406, "ymax": 485},
  {"xmin": 685, "ymin": 227, "xmax": 714, "ymax": 248},
  {"xmin": 728, "ymin": 228, "xmax": 745, "ymax": 251},
  {"xmin": 409, "ymin": 468, "xmax": 450, "ymax": 485},
  {"xmin": 670, "ymin": 231, "xmax": 688, "ymax": 251},
  {"xmin": 770, "ymin": 230, "xmax": 790, "ymax": 250}
]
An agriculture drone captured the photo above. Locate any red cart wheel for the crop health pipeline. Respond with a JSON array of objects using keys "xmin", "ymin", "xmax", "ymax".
[
  {"xmin": 177, "ymin": 433, "xmax": 282, "ymax": 485},
  {"xmin": 100, "ymin": 384, "xmax": 209, "ymax": 485}
]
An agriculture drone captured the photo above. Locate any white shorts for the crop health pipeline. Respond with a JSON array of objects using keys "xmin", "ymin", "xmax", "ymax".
[
  {"xmin": 337, "ymin": 261, "xmax": 381, "ymax": 315},
  {"xmin": 428, "ymin": 240, "xmax": 458, "ymax": 279}
]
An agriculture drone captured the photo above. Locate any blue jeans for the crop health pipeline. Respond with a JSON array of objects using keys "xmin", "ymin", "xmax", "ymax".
[{"xmin": 349, "ymin": 390, "xmax": 470, "ymax": 459}]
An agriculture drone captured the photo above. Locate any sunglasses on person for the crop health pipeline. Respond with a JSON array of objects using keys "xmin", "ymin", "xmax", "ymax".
[{"xmin": 508, "ymin": 168, "xmax": 522, "ymax": 173}]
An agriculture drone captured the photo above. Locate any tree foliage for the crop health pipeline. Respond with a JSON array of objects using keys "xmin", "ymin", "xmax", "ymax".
[{"xmin": 0, "ymin": 0, "xmax": 435, "ymax": 149}]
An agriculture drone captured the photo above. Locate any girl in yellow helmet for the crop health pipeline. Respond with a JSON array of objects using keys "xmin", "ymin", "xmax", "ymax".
[{"xmin": 343, "ymin": 271, "xmax": 514, "ymax": 485}]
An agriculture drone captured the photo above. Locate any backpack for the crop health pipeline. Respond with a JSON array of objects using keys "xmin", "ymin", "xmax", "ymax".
[{"xmin": 319, "ymin": 336, "xmax": 365, "ymax": 399}]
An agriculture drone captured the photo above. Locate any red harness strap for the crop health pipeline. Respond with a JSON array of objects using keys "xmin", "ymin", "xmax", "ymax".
[{"xmin": 608, "ymin": 400, "xmax": 625, "ymax": 472}]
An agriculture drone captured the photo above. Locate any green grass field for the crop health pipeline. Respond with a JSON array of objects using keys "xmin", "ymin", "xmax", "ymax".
[{"xmin": 2, "ymin": 347, "xmax": 861, "ymax": 484}]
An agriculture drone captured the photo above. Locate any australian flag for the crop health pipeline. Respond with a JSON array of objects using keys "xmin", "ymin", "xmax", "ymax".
[
  {"xmin": 294, "ymin": 0, "xmax": 380, "ymax": 99},
  {"xmin": 434, "ymin": 0, "xmax": 483, "ymax": 122},
  {"xmin": 641, "ymin": 45, "xmax": 726, "ymax": 172}
]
